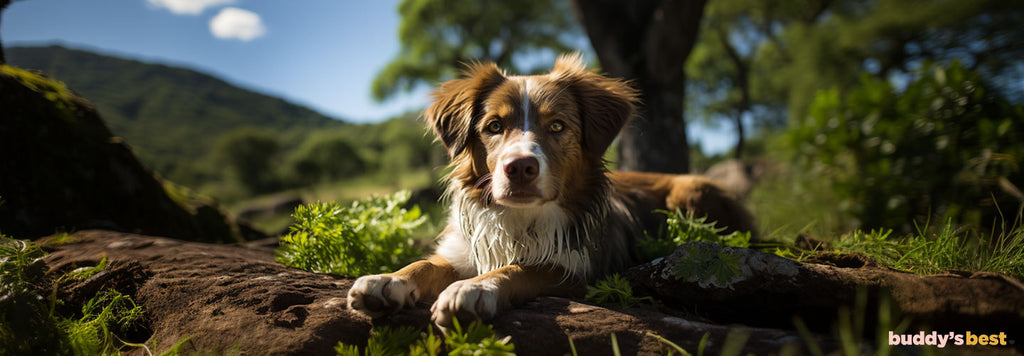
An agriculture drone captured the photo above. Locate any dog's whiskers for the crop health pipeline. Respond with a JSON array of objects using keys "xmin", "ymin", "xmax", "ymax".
[{"xmin": 474, "ymin": 173, "xmax": 493, "ymax": 190}]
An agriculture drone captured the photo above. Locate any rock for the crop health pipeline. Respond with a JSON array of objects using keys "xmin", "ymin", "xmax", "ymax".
[
  {"xmin": 703, "ymin": 159, "xmax": 754, "ymax": 198},
  {"xmin": 40, "ymin": 231, "xmax": 1024, "ymax": 355},
  {"xmin": 0, "ymin": 66, "xmax": 250, "ymax": 242},
  {"xmin": 626, "ymin": 242, "xmax": 1024, "ymax": 339},
  {"xmin": 42, "ymin": 230, "xmax": 821, "ymax": 355}
]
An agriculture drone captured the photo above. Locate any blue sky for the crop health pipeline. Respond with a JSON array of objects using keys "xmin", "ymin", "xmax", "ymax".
[{"xmin": 3, "ymin": 0, "xmax": 735, "ymax": 154}]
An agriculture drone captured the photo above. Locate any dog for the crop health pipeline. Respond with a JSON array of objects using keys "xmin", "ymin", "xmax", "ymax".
[{"xmin": 347, "ymin": 54, "xmax": 755, "ymax": 327}]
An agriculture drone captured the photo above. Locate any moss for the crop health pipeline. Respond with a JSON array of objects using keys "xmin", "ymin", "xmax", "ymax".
[{"xmin": 0, "ymin": 65, "xmax": 77, "ymax": 122}]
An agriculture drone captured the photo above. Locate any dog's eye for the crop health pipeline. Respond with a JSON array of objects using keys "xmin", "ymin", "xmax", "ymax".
[
  {"xmin": 486, "ymin": 120, "xmax": 503, "ymax": 134},
  {"xmin": 549, "ymin": 121, "xmax": 565, "ymax": 133}
]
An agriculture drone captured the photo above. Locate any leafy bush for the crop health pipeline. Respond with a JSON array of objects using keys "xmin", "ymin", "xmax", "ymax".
[
  {"xmin": 276, "ymin": 191, "xmax": 427, "ymax": 276},
  {"xmin": 787, "ymin": 61, "xmax": 1023, "ymax": 232}
]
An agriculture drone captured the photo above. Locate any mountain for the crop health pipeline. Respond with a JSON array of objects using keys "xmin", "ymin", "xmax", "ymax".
[{"xmin": 6, "ymin": 45, "xmax": 345, "ymax": 184}]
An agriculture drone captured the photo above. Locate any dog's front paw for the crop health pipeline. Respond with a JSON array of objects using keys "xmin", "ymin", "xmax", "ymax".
[
  {"xmin": 430, "ymin": 278, "xmax": 503, "ymax": 329},
  {"xmin": 347, "ymin": 274, "xmax": 419, "ymax": 318}
]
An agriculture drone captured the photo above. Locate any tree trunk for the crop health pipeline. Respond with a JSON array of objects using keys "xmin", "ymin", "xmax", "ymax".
[
  {"xmin": 733, "ymin": 112, "xmax": 745, "ymax": 159},
  {"xmin": 0, "ymin": 1, "xmax": 9, "ymax": 64},
  {"xmin": 573, "ymin": 0, "xmax": 708, "ymax": 173}
]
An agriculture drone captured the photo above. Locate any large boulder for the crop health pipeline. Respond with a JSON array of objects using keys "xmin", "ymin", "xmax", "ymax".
[
  {"xmin": 42, "ymin": 230, "xmax": 1024, "ymax": 355},
  {"xmin": 43, "ymin": 230, "xmax": 817, "ymax": 355},
  {"xmin": 0, "ymin": 66, "xmax": 247, "ymax": 242},
  {"xmin": 627, "ymin": 242, "xmax": 1024, "ymax": 338}
]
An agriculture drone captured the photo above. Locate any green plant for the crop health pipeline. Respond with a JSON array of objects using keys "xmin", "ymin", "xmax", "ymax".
[
  {"xmin": 0, "ymin": 234, "xmax": 64, "ymax": 355},
  {"xmin": 584, "ymin": 274, "xmax": 653, "ymax": 309},
  {"xmin": 0, "ymin": 235, "xmax": 153, "ymax": 355},
  {"xmin": 335, "ymin": 318, "xmax": 513, "ymax": 356},
  {"xmin": 795, "ymin": 288, "xmax": 912, "ymax": 356},
  {"xmin": 638, "ymin": 210, "xmax": 752, "ymax": 260},
  {"xmin": 336, "ymin": 325, "xmax": 424, "ymax": 356},
  {"xmin": 671, "ymin": 244, "xmax": 744, "ymax": 288},
  {"xmin": 443, "ymin": 318, "xmax": 515, "ymax": 355},
  {"xmin": 787, "ymin": 61, "xmax": 1023, "ymax": 232},
  {"xmin": 61, "ymin": 290, "xmax": 145, "ymax": 355},
  {"xmin": 276, "ymin": 191, "xmax": 427, "ymax": 277},
  {"xmin": 832, "ymin": 218, "xmax": 1024, "ymax": 278}
]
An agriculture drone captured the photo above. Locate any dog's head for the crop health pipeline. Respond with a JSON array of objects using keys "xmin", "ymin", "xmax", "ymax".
[{"xmin": 426, "ymin": 54, "xmax": 638, "ymax": 208}]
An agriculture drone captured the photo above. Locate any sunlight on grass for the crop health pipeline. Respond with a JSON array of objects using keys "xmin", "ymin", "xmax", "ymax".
[{"xmin": 833, "ymin": 219, "xmax": 1024, "ymax": 278}]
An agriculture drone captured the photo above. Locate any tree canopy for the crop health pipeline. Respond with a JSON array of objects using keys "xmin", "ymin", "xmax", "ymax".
[
  {"xmin": 687, "ymin": 0, "xmax": 1024, "ymax": 157},
  {"xmin": 371, "ymin": 0, "xmax": 581, "ymax": 101}
]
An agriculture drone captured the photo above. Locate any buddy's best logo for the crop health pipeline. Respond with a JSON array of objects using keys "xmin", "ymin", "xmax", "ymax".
[{"xmin": 889, "ymin": 331, "xmax": 1011, "ymax": 348}]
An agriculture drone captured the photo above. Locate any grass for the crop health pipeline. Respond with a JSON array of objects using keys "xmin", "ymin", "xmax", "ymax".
[
  {"xmin": 830, "ymin": 218, "xmax": 1024, "ymax": 278},
  {"xmin": 794, "ymin": 287, "xmax": 913, "ymax": 356}
]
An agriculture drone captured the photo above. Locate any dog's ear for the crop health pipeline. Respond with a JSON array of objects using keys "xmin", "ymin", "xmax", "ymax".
[
  {"xmin": 424, "ymin": 63, "xmax": 506, "ymax": 158},
  {"xmin": 552, "ymin": 54, "xmax": 639, "ymax": 156}
]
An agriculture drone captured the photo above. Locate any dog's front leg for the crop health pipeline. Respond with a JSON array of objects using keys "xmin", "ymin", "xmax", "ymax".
[
  {"xmin": 430, "ymin": 264, "xmax": 584, "ymax": 329},
  {"xmin": 348, "ymin": 254, "xmax": 460, "ymax": 318}
]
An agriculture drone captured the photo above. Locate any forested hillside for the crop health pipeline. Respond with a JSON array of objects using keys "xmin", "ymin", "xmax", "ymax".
[{"xmin": 6, "ymin": 45, "xmax": 344, "ymax": 184}]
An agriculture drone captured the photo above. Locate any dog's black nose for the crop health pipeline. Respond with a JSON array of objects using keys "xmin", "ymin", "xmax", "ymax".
[{"xmin": 504, "ymin": 156, "xmax": 539, "ymax": 183}]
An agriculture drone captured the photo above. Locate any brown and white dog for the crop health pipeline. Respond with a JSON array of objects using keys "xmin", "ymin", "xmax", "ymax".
[{"xmin": 347, "ymin": 54, "xmax": 755, "ymax": 327}]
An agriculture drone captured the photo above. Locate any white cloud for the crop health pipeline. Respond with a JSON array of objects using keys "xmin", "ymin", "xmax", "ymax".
[
  {"xmin": 147, "ymin": 0, "xmax": 237, "ymax": 15},
  {"xmin": 209, "ymin": 7, "xmax": 267, "ymax": 42}
]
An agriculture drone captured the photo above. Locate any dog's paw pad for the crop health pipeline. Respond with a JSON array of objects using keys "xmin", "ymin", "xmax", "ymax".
[
  {"xmin": 430, "ymin": 279, "xmax": 500, "ymax": 328},
  {"xmin": 347, "ymin": 274, "xmax": 419, "ymax": 317}
]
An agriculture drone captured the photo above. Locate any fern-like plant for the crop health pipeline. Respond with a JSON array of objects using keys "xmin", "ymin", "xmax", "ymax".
[
  {"xmin": 276, "ymin": 191, "xmax": 427, "ymax": 277},
  {"xmin": 584, "ymin": 273, "xmax": 653, "ymax": 309}
]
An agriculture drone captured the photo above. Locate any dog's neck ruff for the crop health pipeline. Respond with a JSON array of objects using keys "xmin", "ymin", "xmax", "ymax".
[{"xmin": 445, "ymin": 187, "xmax": 609, "ymax": 279}]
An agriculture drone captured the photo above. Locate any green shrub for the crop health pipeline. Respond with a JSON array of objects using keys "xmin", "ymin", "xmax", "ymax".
[
  {"xmin": 276, "ymin": 191, "xmax": 427, "ymax": 276},
  {"xmin": 787, "ymin": 61, "xmax": 1023, "ymax": 232}
]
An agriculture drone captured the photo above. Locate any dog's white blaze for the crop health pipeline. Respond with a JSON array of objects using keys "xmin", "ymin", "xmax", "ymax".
[
  {"xmin": 521, "ymin": 79, "xmax": 531, "ymax": 132},
  {"xmin": 491, "ymin": 79, "xmax": 551, "ymax": 200},
  {"xmin": 435, "ymin": 191, "xmax": 597, "ymax": 279}
]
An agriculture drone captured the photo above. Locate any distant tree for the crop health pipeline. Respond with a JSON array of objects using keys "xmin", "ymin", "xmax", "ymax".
[
  {"xmin": 573, "ymin": 0, "xmax": 708, "ymax": 173},
  {"xmin": 687, "ymin": 0, "xmax": 1024, "ymax": 144},
  {"xmin": 684, "ymin": 0, "xmax": 818, "ymax": 159},
  {"xmin": 0, "ymin": 0, "xmax": 18, "ymax": 64},
  {"xmin": 288, "ymin": 134, "xmax": 365, "ymax": 186},
  {"xmin": 372, "ymin": 0, "xmax": 580, "ymax": 101},
  {"xmin": 215, "ymin": 129, "xmax": 280, "ymax": 194}
]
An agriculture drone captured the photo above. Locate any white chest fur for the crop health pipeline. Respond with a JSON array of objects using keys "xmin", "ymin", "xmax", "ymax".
[{"xmin": 435, "ymin": 193, "xmax": 603, "ymax": 280}]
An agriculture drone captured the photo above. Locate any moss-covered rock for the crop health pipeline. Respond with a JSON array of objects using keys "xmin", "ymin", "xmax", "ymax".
[{"xmin": 0, "ymin": 65, "xmax": 247, "ymax": 242}]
